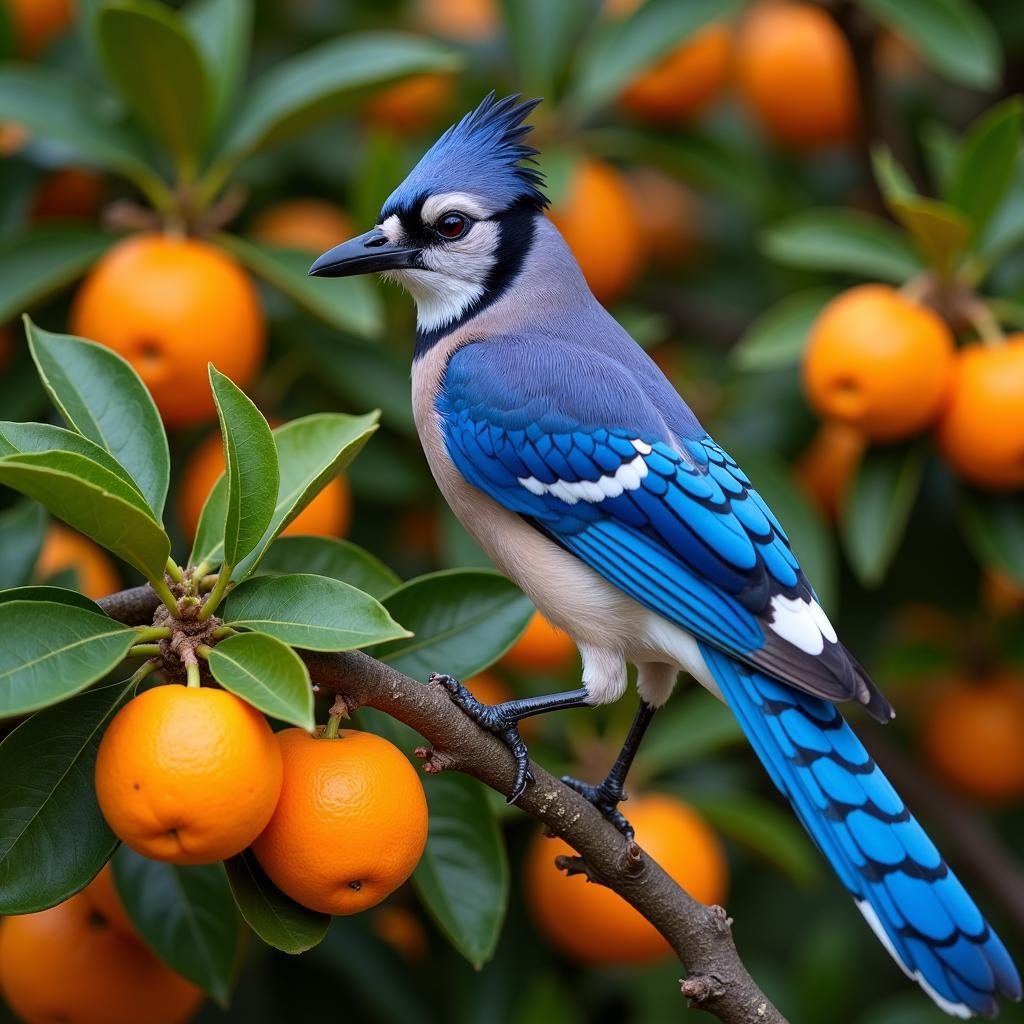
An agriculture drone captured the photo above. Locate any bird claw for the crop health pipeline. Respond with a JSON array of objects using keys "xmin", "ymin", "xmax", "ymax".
[{"xmin": 561, "ymin": 775, "xmax": 634, "ymax": 839}]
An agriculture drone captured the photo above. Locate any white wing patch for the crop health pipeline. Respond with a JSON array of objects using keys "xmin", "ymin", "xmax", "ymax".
[
  {"xmin": 519, "ymin": 443, "xmax": 650, "ymax": 506},
  {"xmin": 767, "ymin": 594, "xmax": 837, "ymax": 655}
]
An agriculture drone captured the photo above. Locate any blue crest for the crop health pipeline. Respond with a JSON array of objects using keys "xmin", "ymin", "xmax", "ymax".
[{"xmin": 381, "ymin": 92, "xmax": 548, "ymax": 217}]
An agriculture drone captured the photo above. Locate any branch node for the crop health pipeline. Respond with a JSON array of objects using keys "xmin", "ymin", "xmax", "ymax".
[
  {"xmin": 555, "ymin": 853, "xmax": 601, "ymax": 883},
  {"xmin": 328, "ymin": 694, "xmax": 352, "ymax": 719},
  {"xmin": 621, "ymin": 840, "xmax": 644, "ymax": 875},
  {"xmin": 415, "ymin": 745, "xmax": 456, "ymax": 774},
  {"xmin": 680, "ymin": 973, "xmax": 726, "ymax": 1006}
]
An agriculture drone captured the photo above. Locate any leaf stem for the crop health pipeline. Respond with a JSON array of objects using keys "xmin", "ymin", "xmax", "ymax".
[
  {"xmin": 196, "ymin": 644, "xmax": 213, "ymax": 660},
  {"xmin": 134, "ymin": 625, "xmax": 171, "ymax": 643},
  {"xmin": 193, "ymin": 561, "xmax": 212, "ymax": 581},
  {"xmin": 128, "ymin": 643, "xmax": 162, "ymax": 658},
  {"xmin": 211, "ymin": 625, "xmax": 237, "ymax": 640},
  {"xmin": 128, "ymin": 658, "xmax": 160, "ymax": 688},
  {"xmin": 323, "ymin": 713, "xmax": 343, "ymax": 740},
  {"xmin": 165, "ymin": 558, "xmax": 184, "ymax": 584},
  {"xmin": 198, "ymin": 569, "xmax": 232, "ymax": 620},
  {"xmin": 185, "ymin": 660, "xmax": 201, "ymax": 688},
  {"xmin": 150, "ymin": 578, "xmax": 180, "ymax": 616},
  {"xmin": 965, "ymin": 299, "xmax": 1006, "ymax": 347}
]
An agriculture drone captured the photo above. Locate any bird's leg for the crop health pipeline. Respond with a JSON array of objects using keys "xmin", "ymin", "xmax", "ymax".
[
  {"xmin": 562, "ymin": 699, "xmax": 656, "ymax": 839},
  {"xmin": 431, "ymin": 673, "xmax": 590, "ymax": 803}
]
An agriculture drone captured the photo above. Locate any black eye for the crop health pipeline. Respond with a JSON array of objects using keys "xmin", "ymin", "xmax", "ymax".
[{"xmin": 435, "ymin": 212, "xmax": 470, "ymax": 240}]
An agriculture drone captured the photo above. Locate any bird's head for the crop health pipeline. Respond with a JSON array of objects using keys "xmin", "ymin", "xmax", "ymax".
[{"xmin": 309, "ymin": 92, "xmax": 548, "ymax": 336}]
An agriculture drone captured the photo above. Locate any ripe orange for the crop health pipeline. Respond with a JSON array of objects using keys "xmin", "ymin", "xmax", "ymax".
[
  {"xmin": 734, "ymin": 2, "xmax": 858, "ymax": 148},
  {"xmin": 803, "ymin": 285, "xmax": 955, "ymax": 442},
  {"xmin": 8, "ymin": 0, "xmax": 74, "ymax": 56},
  {"xmin": 252, "ymin": 728, "xmax": 428, "ymax": 915},
  {"xmin": 464, "ymin": 670, "xmax": 513, "ymax": 707},
  {"xmin": 412, "ymin": 0, "xmax": 497, "ymax": 42},
  {"xmin": 525, "ymin": 794, "xmax": 727, "ymax": 964},
  {"xmin": 620, "ymin": 24, "xmax": 731, "ymax": 124},
  {"xmin": 69, "ymin": 234, "xmax": 265, "ymax": 428},
  {"xmin": 178, "ymin": 430, "xmax": 351, "ymax": 540},
  {"xmin": 796, "ymin": 420, "xmax": 866, "ymax": 521},
  {"xmin": 34, "ymin": 523, "xmax": 121, "ymax": 600},
  {"xmin": 936, "ymin": 337, "xmax": 1024, "ymax": 490},
  {"xmin": 549, "ymin": 159, "xmax": 644, "ymax": 304},
  {"xmin": 250, "ymin": 199, "xmax": 355, "ymax": 256},
  {"xmin": 921, "ymin": 674, "xmax": 1024, "ymax": 802},
  {"xmin": 31, "ymin": 168, "xmax": 105, "ymax": 222},
  {"xmin": 95, "ymin": 684, "xmax": 283, "ymax": 865},
  {"xmin": 371, "ymin": 905, "xmax": 428, "ymax": 960},
  {"xmin": 364, "ymin": 74, "xmax": 454, "ymax": 135},
  {"xmin": 501, "ymin": 611, "xmax": 577, "ymax": 674},
  {"xmin": 81, "ymin": 864, "xmax": 136, "ymax": 938},
  {"xmin": 0, "ymin": 887, "xmax": 202, "ymax": 1024},
  {"xmin": 627, "ymin": 167, "xmax": 701, "ymax": 269}
]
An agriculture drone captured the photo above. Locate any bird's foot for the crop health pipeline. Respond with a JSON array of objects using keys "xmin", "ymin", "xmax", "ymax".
[
  {"xmin": 431, "ymin": 673, "xmax": 534, "ymax": 803},
  {"xmin": 561, "ymin": 775, "xmax": 634, "ymax": 839}
]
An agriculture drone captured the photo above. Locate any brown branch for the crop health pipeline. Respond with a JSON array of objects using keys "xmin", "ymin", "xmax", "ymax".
[{"xmin": 99, "ymin": 585, "xmax": 787, "ymax": 1024}]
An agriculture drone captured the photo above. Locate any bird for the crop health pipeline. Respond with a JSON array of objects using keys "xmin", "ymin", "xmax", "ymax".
[{"xmin": 310, "ymin": 92, "xmax": 1021, "ymax": 1019}]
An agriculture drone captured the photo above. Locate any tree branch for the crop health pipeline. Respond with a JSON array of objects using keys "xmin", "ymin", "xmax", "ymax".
[{"xmin": 98, "ymin": 585, "xmax": 787, "ymax": 1024}]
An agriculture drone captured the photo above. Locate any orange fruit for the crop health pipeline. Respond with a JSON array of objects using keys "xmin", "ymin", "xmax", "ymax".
[
  {"xmin": 8, "ymin": 0, "xmax": 74, "ymax": 56},
  {"xmin": 0, "ymin": 121, "xmax": 28, "ymax": 156},
  {"xmin": 371, "ymin": 905, "xmax": 428, "ymax": 960},
  {"xmin": 921, "ymin": 674, "xmax": 1024, "ymax": 802},
  {"xmin": 982, "ymin": 570, "xmax": 1024, "ymax": 618},
  {"xmin": 627, "ymin": 167, "xmax": 701, "ymax": 268},
  {"xmin": 80, "ymin": 864, "xmax": 136, "ymax": 939},
  {"xmin": 95, "ymin": 684, "xmax": 283, "ymax": 864},
  {"xmin": 412, "ymin": 0, "xmax": 497, "ymax": 42},
  {"xmin": 252, "ymin": 728, "xmax": 428, "ymax": 915},
  {"xmin": 0, "ymin": 887, "xmax": 202, "ymax": 1024},
  {"xmin": 70, "ymin": 234, "xmax": 265, "ymax": 429},
  {"xmin": 364, "ymin": 73, "xmax": 454, "ymax": 135},
  {"xmin": 734, "ymin": 2, "xmax": 858, "ymax": 148},
  {"xmin": 549, "ymin": 159, "xmax": 644, "ymax": 304},
  {"xmin": 620, "ymin": 24, "xmax": 731, "ymax": 124},
  {"xmin": 525, "ymin": 794, "xmax": 727, "ymax": 964},
  {"xmin": 34, "ymin": 523, "xmax": 121, "ymax": 599},
  {"xmin": 464, "ymin": 671, "xmax": 513, "ymax": 707},
  {"xmin": 31, "ymin": 168, "xmax": 105, "ymax": 222},
  {"xmin": 803, "ymin": 284, "xmax": 955, "ymax": 442},
  {"xmin": 178, "ymin": 430, "xmax": 351, "ymax": 540},
  {"xmin": 937, "ymin": 337, "xmax": 1024, "ymax": 490},
  {"xmin": 250, "ymin": 199, "xmax": 355, "ymax": 255},
  {"xmin": 796, "ymin": 420, "xmax": 866, "ymax": 521},
  {"xmin": 501, "ymin": 611, "xmax": 577, "ymax": 674}
]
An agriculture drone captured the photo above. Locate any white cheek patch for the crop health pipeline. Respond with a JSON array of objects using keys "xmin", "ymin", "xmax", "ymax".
[
  {"xmin": 421, "ymin": 192, "xmax": 493, "ymax": 222},
  {"xmin": 767, "ymin": 594, "xmax": 837, "ymax": 655},
  {"xmin": 379, "ymin": 214, "xmax": 403, "ymax": 243},
  {"xmin": 519, "ymin": 453, "xmax": 649, "ymax": 506}
]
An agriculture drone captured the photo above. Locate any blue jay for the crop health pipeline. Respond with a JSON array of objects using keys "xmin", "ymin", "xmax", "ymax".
[{"xmin": 311, "ymin": 93, "xmax": 1021, "ymax": 1018}]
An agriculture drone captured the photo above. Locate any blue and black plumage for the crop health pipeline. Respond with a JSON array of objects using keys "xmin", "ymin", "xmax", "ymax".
[{"xmin": 309, "ymin": 92, "xmax": 1022, "ymax": 1018}]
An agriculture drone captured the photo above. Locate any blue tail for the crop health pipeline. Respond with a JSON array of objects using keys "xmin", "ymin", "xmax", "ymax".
[{"xmin": 700, "ymin": 644, "xmax": 1022, "ymax": 1019}]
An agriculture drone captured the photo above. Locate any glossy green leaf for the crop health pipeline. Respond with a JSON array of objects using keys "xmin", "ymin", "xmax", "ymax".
[
  {"xmin": 762, "ymin": 209, "xmax": 922, "ymax": 283},
  {"xmin": 0, "ymin": 450, "xmax": 170, "ymax": 582},
  {"xmin": 258, "ymin": 536, "xmax": 400, "ymax": 599},
  {"xmin": 224, "ymin": 849, "xmax": 329, "ymax": 955},
  {"xmin": 0, "ymin": 228, "xmax": 112, "ymax": 324},
  {"xmin": 958, "ymin": 489, "xmax": 1024, "ymax": 587},
  {"xmin": 97, "ymin": 0, "xmax": 210, "ymax": 175},
  {"xmin": 0, "ymin": 500, "xmax": 45, "ymax": 589},
  {"xmin": 871, "ymin": 143, "xmax": 916, "ymax": 203},
  {"xmin": 889, "ymin": 196, "xmax": 970, "ymax": 279},
  {"xmin": 207, "ymin": 631, "xmax": 313, "ymax": 729},
  {"xmin": 0, "ymin": 586, "xmax": 101, "ymax": 612},
  {"xmin": 112, "ymin": 849, "xmax": 243, "ymax": 1006},
  {"xmin": 26, "ymin": 321, "xmax": 170, "ymax": 518},
  {"xmin": 219, "ymin": 235, "xmax": 382, "ymax": 338},
  {"xmin": 413, "ymin": 773, "xmax": 508, "ymax": 969},
  {"xmin": 500, "ymin": 0, "xmax": 593, "ymax": 96},
  {"xmin": 223, "ymin": 574, "xmax": 409, "ymax": 651},
  {"xmin": 208, "ymin": 365, "xmax": 279, "ymax": 569},
  {"xmin": 859, "ymin": 0, "xmax": 1001, "ymax": 91},
  {"xmin": 373, "ymin": 570, "xmax": 533, "ymax": 681},
  {"xmin": 0, "ymin": 600, "xmax": 136, "ymax": 716},
  {"xmin": 182, "ymin": 0, "xmax": 250, "ymax": 131},
  {"xmin": 0, "ymin": 678, "xmax": 136, "ymax": 914},
  {"xmin": 840, "ymin": 443, "xmax": 926, "ymax": 588},
  {"xmin": 731, "ymin": 288, "xmax": 835, "ymax": 372}
]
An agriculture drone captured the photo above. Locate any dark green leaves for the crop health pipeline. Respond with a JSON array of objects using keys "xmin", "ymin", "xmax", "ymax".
[
  {"xmin": 373, "ymin": 570, "xmax": 534, "ymax": 681},
  {"xmin": 207, "ymin": 631, "xmax": 313, "ymax": 729},
  {"xmin": 0, "ymin": 500, "xmax": 45, "ymax": 589},
  {"xmin": 224, "ymin": 849, "xmax": 329, "ymax": 955},
  {"xmin": 0, "ymin": 600, "xmax": 136, "ymax": 716},
  {"xmin": 223, "ymin": 574, "xmax": 409, "ymax": 651},
  {"xmin": 112, "ymin": 849, "xmax": 244, "ymax": 1006},
  {"xmin": 0, "ymin": 679, "xmax": 136, "ymax": 914},
  {"xmin": 259, "ymin": 537, "xmax": 400, "ymax": 599},
  {"xmin": 208, "ymin": 365, "xmax": 279, "ymax": 569},
  {"xmin": 731, "ymin": 288, "xmax": 834, "ymax": 372},
  {"xmin": 413, "ymin": 774, "xmax": 508, "ymax": 969},
  {"xmin": 888, "ymin": 196, "xmax": 970, "ymax": 279},
  {"xmin": 958, "ymin": 490, "xmax": 1024, "ymax": 587},
  {"xmin": 183, "ymin": 0, "xmax": 251, "ymax": 132}
]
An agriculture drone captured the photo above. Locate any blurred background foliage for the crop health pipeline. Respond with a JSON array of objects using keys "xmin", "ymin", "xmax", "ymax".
[{"xmin": 1, "ymin": 0, "xmax": 1023, "ymax": 1022}]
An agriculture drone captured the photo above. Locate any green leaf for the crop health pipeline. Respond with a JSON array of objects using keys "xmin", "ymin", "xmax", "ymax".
[
  {"xmin": 0, "ymin": 228, "xmax": 112, "ymax": 324},
  {"xmin": 840, "ymin": 443, "xmax": 926, "ymax": 588},
  {"xmin": 26, "ymin": 321, "xmax": 170, "ymax": 518},
  {"xmin": 219, "ymin": 235, "xmax": 382, "ymax": 338},
  {"xmin": 258, "ymin": 536, "xmax": 400, "ymax": 599},
  {"xmin": 567, "ymin": 0, "xmax": 744, "ymax": 117},
  {"xmin": 762, "ymin": 209, "xmax": 922, "ymax": 283},
  {"xmin": 413, "ymin": 773, "xmax": 508, "ymax": 969},
  {"xmin": 948, "ymin": 97, "xmax": 1023, "ymax": 241},
  {"xmin": 223, "ymin": 574, "xmax": 409, "ymax": 652},
  {"xmin": 97, "ymin": 0, "xmax": 210, "ymax": 176},
  {"xmin": 373, "ymin": 570, "xmax": 533, "ymax": 681},
  {"xmin": 889, "ymin": 196, "xmax": 971, "ymax": 278},
  {"xmin": 859, "ymin": 0, "xmax": 1001, "ymax": 91},
  {"xmin": 182, "ymin": 0, "xmax": 250, "ymax": 132},
  {"xmin": 208, "ymin": 364, "xmax": 279, "ymax": 569},
  {"xmin": 500, "ymin": 0, "xmax": 593, "ymax": 96},
  {"xmin": 640, "ymin": 687, "xmax": 743, "ymax": 775},
  {"xmin": 958, "ymin": 489, "xmax": 1024, "ymax": 587},
  {"xmin": 224, "ymin": 849, "xmax": 329, "ymax": 955},
  {"xmin": 871, "ymin": 143, "xmax": 917, "ymax": 203},
  {"xmin": 0, "ymin": 586, "xmax": 101, "ymax": 612},
  {"xmin": 731, "ymin": 288, "xmax": 835, "ymax": 372},
  {"xmin": 207, "ymin": 631, "xmax": 313, "ymax": 729},
  {"xmin": 112, "ymin": 849, "xmax": 243, "ymax": 1006},
  {"xmin": 0, "ymin": 500, "xmax": 45, "ymax": 589},
  {"xmin": 0, "ymin": 450, "xmax": 171, "ymax": 582},
  {"xmin": 0, "ymin": 678, "xmax": 136, "ymax": 914},
  {"xmin": 0, "ymin": 600, "xmax": 136, "ymax": 716}
]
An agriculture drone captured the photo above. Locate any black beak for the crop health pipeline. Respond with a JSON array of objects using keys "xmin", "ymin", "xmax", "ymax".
[{"xmin": 308, "ymin": 228, "xmax": 421, "ymax": 278}]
